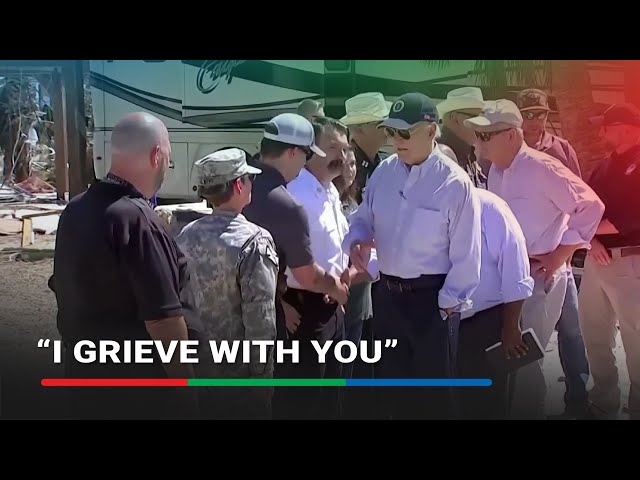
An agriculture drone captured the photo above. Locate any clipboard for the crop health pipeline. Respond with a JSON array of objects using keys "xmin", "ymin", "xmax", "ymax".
[{"xmin": 484, "ymin": 328, "xmax": 545, "ymax": 374}]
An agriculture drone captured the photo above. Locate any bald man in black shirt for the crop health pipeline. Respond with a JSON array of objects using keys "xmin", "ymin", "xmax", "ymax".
[{"xmin": 51, "ymin": 112, "xmax": 200, "ymax": 419}]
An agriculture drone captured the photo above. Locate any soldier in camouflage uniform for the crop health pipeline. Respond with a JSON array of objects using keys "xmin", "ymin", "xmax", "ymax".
[{"xmin": 176, "ymin": 148, "xmax": 279, "ymax": 420}]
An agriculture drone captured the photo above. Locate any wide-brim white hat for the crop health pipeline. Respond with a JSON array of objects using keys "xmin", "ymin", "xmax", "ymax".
[
  {"xmin": 340, "ymin": 92, "xmax": 391, "ymax": 125},
  {"xmin": 437, "ymin": 87, "xmax": 485, "ymax": 116}
]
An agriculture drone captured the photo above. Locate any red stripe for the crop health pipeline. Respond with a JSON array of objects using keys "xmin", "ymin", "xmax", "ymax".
[{"xmin": 41, "ymin": 378, "xmax": 188, "ymax": 387}]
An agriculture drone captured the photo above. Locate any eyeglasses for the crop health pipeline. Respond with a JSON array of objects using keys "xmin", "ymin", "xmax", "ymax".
[
  {"xmin": 474, "ymin": 129, "xmax": 513, "ymax": 142},
  {"xmin": 297, "ymin": 146, "xmax": 314, "ymax": 161},
  {"xmin": 384, "ymin": 124, "xmax": 428, "ymax": 140},
  {"xmin": 522, "ymin": 111, "xmax": 548, "ymax": 120}
]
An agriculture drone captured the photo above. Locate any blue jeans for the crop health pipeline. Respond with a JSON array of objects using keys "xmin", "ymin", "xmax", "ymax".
[{"xmin": 556, "ymin": 270, "xmax": 590, "ymax": 408}]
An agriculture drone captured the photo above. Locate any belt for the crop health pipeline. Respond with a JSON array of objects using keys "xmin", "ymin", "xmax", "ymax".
[
  {"xmin": 379, "ymin": 273, "xmax": 446, "ymax": 293},
  {"xmin": 607, "ymin": 246, "xmax": 640, "ymax": 259}
]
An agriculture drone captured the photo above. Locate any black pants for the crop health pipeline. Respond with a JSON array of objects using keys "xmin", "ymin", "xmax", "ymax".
[
  {"xmin": 273, "ymin": 289, "xmax": 345, "ymax": 420},
  {"xmin": 373, "ymin": 274, "xmax": 458, "ymax": 420},
  {"xmin": 457, "ymin": 304, "xmax": 512, "ymax": 420}
]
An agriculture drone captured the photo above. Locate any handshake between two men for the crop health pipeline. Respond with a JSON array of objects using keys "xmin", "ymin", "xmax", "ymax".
[{"xmin": 283, "ymin": 240, "xmax": 376, "ymax": 336}]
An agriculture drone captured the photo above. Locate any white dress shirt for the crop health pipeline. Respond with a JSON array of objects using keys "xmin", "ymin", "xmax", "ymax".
[
  {"xmin": 286, "ymin": 168, "xmax": 349, "ymax": 290},
  {"xmin": 342, "ymin": 145, "xmax": 482, "ymax": 311},
  {"xmin": 462, "ymin": 189, "xmax": 535, "ymax": 319},
  {"xmin": 488, "ymin": 143, "xmax": 605, "ymax": 256}
]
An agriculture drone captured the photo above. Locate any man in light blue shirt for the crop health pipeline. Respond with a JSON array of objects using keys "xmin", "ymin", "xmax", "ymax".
[
  {"xmin": 458, "ymin": 188, "xmax": 534, "ymax": 419},
  {"xmin": 343, "ymin": 92, "xmax": 482, "ymax": 420},
  {"xmin": 439, "ymin": 142, "xmax": 535, "ymax": 419}
]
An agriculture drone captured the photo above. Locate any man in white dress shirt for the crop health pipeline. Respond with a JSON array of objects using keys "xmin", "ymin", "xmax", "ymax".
[
  {"xmin": 465, "ymin": 100, "xmax": 605, "ymax": 419},
  {"xmin": 285, "ymin": 116, "xmax": 366, "ymax": 419},
  {"xmin": 344, "ymin": 92, "xmax": 483, "ymax": 420}
]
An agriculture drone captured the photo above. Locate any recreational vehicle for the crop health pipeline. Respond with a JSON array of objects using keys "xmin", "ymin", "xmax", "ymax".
[{"xmin": 89, "ymin": 60, "xmax": 482, "ymax": 201}]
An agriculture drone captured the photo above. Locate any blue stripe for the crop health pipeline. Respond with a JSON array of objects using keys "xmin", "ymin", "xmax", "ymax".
[{"xmin": 346, "ymin": 378, "xmax": 492, "ymax": 387}]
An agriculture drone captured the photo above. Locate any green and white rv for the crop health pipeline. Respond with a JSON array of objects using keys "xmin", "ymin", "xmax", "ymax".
[{"xmin": 89, "ymin": 60, "xmax": 482, "ymax": 201}]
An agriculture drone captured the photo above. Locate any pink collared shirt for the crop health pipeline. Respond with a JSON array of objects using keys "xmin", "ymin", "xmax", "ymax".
[{"xmin": 488, "ymin": 143, "xmax": 604, "ymax": 256}]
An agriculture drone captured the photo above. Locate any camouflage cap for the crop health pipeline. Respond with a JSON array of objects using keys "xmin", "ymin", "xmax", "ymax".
[
  {"xmin": 195, "ymin": 148, "xmax": 261, "ymax": 186},
  {"xmin": 516, "ymin": 89, "xmax": 551, "ymax": 112}
]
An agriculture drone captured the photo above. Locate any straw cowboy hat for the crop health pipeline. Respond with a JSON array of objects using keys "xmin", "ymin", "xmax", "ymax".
[
  {"xmin": 436, "ymin": 87, "xmax": 485, "ymax": 116},
  {"xmin": 340, "ymin": 92, "xmax": 391, "ymax": 125}
]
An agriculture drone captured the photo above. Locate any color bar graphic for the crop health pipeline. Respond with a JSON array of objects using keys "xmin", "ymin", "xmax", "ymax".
[{"xmin": 41, "ymin": 378, "xmax": 492, "ymax": 387}]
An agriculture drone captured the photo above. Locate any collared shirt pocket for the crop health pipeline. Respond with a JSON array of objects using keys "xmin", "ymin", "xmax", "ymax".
[{"xmin": 405, "ymin": 207, "xmax": 447, "ymax": 256}]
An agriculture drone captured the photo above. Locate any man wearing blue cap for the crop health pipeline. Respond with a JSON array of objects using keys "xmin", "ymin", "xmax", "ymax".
[{"xmin": 343, "ymin": 92, "xmax": 483, "ymax": 419}]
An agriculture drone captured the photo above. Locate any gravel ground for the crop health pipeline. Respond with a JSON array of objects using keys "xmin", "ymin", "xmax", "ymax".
[
  {"xmin": 0, "ymin": 231, "xmax": 631, "ymax": 419},
  {"xmin": 0, "ymin": 233, "xmax": 67, "ymax": 419}
]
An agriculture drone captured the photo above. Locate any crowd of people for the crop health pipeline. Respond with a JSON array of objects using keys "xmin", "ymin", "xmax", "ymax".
[{"xmin": 50, "ymin": 86, "xmax": 640, "ymax": 421}]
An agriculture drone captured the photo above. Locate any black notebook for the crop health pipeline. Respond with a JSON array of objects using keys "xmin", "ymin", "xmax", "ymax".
[{"xmin": 484, "ymin": 328, "xmax": 545, "ymax": 374}]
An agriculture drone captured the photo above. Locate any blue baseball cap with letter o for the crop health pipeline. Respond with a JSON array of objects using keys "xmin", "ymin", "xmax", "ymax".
[{"xmin": 378, "ymin": 92, "xmax": 439, "ymax": 130}]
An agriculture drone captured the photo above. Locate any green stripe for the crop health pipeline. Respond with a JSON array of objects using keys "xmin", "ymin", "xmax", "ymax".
[{"xmin": 187, "ymin": 378, "xmax": 346, "ymax": 387}]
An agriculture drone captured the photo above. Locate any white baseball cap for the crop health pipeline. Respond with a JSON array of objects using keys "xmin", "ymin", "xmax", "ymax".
[
  {"xmin": 464, "ymin": 99, "xmax": 523, "ymax": 131},
  {"xmin": 263, "ymin": 113, "xmax": 326, "ymax": 157}
]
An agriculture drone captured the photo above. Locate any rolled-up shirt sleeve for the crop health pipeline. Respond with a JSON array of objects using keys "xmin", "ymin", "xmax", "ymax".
[
  {"xmin": 439, "ymin": 179, "xmax": 482, "ymax": 311},
  {"xmin": 543, "ymin": 163, "xmax": 605, "ymax": 247}
]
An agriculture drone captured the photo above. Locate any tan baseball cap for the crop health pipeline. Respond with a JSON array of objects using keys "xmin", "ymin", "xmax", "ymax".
[{"xmin": 464, "ymin": 99, "xmax": 523, "ymax": 132}]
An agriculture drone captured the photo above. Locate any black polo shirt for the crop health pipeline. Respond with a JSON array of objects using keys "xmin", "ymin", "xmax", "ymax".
[
  {"xmin": 352, "ymin": 141, "xmax": 388, "ymax": 204},
  {"xmin": 51, "ymin": 178, "xmax": 199, "ymax": 379},
  {"xmin": 589, "ymin": 145, "xmax": 640, "ymax": 249},
  {"xmin": 438, "ymin": 126, "xmax": 487, "ymax": 189},
  {"xmin": 243, "ymin": 160, "xmax": 313, "ymax": 336}
]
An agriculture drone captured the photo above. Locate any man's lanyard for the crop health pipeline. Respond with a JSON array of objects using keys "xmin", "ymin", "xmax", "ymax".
[{"xmin": 103, "ymin": 173, "xmax": 154, "ymax": 208}]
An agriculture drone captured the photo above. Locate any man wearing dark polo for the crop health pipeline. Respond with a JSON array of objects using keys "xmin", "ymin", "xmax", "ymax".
[
  {"xmin": 51, "ymin": 112, "xmax": 200, "ymax": 419},
  {"xmin": 436, "ymin": 87, "xmax": 487, "ymax": 188},
  {"xmin": 244, "ymin": 114, "xmax": 349, "ymax": 336},
  {"xmin": 580, "ymin": 103, "xmax": 640, "ymax": 420},
  {"xmin": 340, "ymin": 92, "xmax": 390, "ymax": 204},
  {"xmin": 244, "ymin": 113, "xmax": 350, "ymax": 419},
  {"xmin": 517, "ymin": 88, "xmax": 591, "ymax": 419}
]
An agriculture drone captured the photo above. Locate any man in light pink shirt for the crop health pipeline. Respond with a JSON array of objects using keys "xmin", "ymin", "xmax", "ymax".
[{"xmin": 465, "ymin": 100, "xmax": 605, "ymax": 419}]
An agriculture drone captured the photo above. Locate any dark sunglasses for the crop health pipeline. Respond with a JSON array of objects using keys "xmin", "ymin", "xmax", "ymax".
[
  {"xmin": 474, "ymin": 129, "xmax": 513, "ymax": 142},
  {"xmin": 384, "ymin": 124, "xmax": 427, "ymax": 140},
  {"xmin": 522, "ymin": 111, "xmax": 548, "ymax": 120},
  {"xmin": 297, "ymin": 146, "xmax": 314, "ymax": 161}
]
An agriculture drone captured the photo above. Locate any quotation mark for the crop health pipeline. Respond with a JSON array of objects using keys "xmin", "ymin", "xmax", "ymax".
[
  {"xmin": 37, "ymin": 339, "xmax": 62, "ymax": 363},
  {"xmin": 384, "ymin": 339, "xmax": 397, "ymax": 348}
]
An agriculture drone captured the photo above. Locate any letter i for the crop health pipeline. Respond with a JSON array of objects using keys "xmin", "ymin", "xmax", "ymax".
[{"xmin": 53, "ymin": 340, "xmax": 62, "ymax": 364}]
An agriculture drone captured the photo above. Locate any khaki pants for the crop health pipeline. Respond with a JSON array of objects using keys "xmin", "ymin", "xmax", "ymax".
[
  {"xmin": 578, "ymin": 255, "xmax": 640, "ymax": 418},
  {"xmin": 510, "ymin": 264, "xmax": 568, "ymax": 420}
]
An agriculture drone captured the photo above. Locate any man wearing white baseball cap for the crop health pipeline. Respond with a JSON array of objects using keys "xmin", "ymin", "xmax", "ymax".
[
  {"xmin": 437, "ymin": 87, "xmax": 488, "ymax": 188},
  {"xmin": 341, "ymin": 92, "xmax": 391, "ymax": 204},
  {"xmin": 243, "ymin": 113, "xmax": 350, "ymax": 418},
  {"xmin": 465, "ymin": 99, "xmax": 605, "ymax": 419}
]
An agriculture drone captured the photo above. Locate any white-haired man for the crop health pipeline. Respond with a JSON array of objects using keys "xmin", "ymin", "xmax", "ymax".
[{"xmin": 464, "ymin": 100, "xmax": 605, "ymax": 419}]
